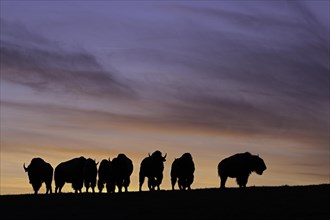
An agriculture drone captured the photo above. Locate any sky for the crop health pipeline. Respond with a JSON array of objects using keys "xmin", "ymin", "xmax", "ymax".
[{"xmin": 0, "ymin": 0, "xmax": 329, "ymax": 195}]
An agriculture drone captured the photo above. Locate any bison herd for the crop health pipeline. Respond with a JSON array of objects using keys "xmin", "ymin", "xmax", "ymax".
[{"xmin": 23, "ymin": 151, "xmax": 266, "ymax": 194}]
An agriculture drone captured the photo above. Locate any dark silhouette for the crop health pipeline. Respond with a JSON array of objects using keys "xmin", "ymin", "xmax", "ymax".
[
  {"xmin": 97, "ymin": 158, "xmax": 114, "ymax": 193},
  {"xmin": 111, "ymin": 153, "xmax": 134, "ymax": 192},
  {"xmin": 54, "ymin": 156, "xmax": 87, "ymax": 193},
  {"xmin": 170, "ymin": 152, "xmax": 195, "ymax": 190},
  {"xmin": 83, "ymin": 158, "xmax": 98, "ymax": 193},
  {"xmin": 217, "ymin": 152, "xmax": 267, "ymax": 188},
  {"xmin": 23, "ymin": 157, "xmax": 53, "ymax": 194},
  {"xmin": 139, "ymin": 150, "xmax": 166, "ymax": 191}
]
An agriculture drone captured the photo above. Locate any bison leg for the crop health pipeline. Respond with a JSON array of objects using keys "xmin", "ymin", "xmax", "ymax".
[
  {"xmin": 123, "ymin": 177, "xmax": 130, "ymax": 192},
  {"xmin": 187, "ymin": 175, "xmax": 194, "ymax": 190},
  {"xmin": 171, "ymin": 176, "xmax": 177, "ymax": 190},
  {"xmin": 178, "ymin": 178, "xmax": 184, "ymax": 190},
  {"xmin": 155, "ymin": 175, "xmax": 163, "ymax": 191},
  {"xmin": 117, "ymin": 181, "xmax": 123, "ymax": 193},
  {"xmin": 56, "ymin": 186, "xmax": 61, "ymax": 193},
  {"xmin": 108, "ymin": 181, "xmax": 116, "ymax": 193},
  {"xmin": 55, "ymin": 179, "xmax": 64, "ymax": 193},
  {"xmin": 220, "ymin": 175, "xmax": 228, "ymax": 188},
  {"xmin": 139, "ymin": 173, "xmax": 145, "ymax": 191},
  {"xmin": 85, "ymin": 182, "xmax": 90, "ymax": 193},
  {"xmin": 179, "ymin": 178, "xmax": 189, "ymax": 190},
  {"xmin": 46, "ymin": 182, "xmax": 52, "ymax": 194},
  {"xmin": 148, "ymin": 178, "xmax": 155, "ymax": 191},
  {"xmin": 74, "ymin": 188, "xmax": 82, "ymax": 193},
  {"xmin": 55, "ymin": 182, "xmax": 63, "ymax": 193},
  {"xmin": 236, "ymin": 173, "xmax": 249, "ymax": 187},
  {"xmin": 98, "ymin": 180, "xmax": 104, "ymax": 193},
  {"xmin": 91, "ymin": 180, "xmax": 96, "ymax": 193},
  {"xmin": 73, "ymin": 182, "xmax": 83, "ymax": 193}
]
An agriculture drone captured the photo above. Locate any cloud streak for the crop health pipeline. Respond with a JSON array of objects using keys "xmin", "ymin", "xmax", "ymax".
[
  {"xmin": 106, "ymin": 2, "xmax": 329, "ymax": 142},
  {"xmin": 1, "ymin": 1, "xmax": 328, "ymax": 144},
  {"xmin": 0, "ymin": 19, "xmax": 134, "ymax": 99}
]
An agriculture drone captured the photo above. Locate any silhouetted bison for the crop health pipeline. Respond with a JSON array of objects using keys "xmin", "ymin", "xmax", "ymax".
[
  {"xmin": 171, "ymin": 152, "xmax": 195, "ymax": 190},
  {"xmin": 97, "ymin": 158, "xmax": 114, "ymax": 193},
  {"xmin": 111, "ymin": 153, "xmax": 134, "ymax": 192},
  {"xmin": 139, "ymin": 150, "xmax": 166, "ymax": 191},
  {"xmin": 83, "ymin": 158, "xmax": 98, "ymax": 193},
  {"xmin": 55, "ymin": 156, "xmax": 87, "ymax": 193},
  {"xmin": 23, "ymin": 157, "xmax": 53, "ymax": 194},
  {"xmin": 217, "ymin": 152, "xmax": 267, "ymax": 188}
]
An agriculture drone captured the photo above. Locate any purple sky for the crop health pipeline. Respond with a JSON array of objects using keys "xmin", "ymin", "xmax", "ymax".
[{"xmin": 1, "ymin": 1, "xmax": 329, "ymax": 194}]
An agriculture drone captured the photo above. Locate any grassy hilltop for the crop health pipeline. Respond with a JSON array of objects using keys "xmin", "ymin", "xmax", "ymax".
[{"xmin": 1, "ymin": 184, "xmax": 329, "ymax": 220}]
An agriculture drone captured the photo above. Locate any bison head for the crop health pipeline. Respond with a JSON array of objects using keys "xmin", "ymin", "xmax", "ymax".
[
  {"xmin": 251, "ymin": 155, "xmax": 267, "ymax": 175},
  {"xmin": 24, "ymin": 162, "xmax": 42, "ymax": 188},
  {"xmin": 182, "ymin": 153, "xmax": 193, "ymax": 161},
  {"xmin": 150, "ymin": 150, "xmax": 167, "ymax": 161}
]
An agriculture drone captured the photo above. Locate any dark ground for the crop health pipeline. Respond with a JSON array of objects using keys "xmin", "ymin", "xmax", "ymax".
[{"xmin": 1, "ymin": 184, "xmax": 329, "ymax": 220}]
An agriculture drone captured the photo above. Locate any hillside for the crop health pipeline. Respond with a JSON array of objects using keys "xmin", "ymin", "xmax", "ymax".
[{"xmin": 1, "ymin": 184, "xmax": 329, "ymax": 220}]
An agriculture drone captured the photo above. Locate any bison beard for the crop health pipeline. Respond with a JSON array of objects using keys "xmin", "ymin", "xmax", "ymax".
[{"xmin": 217, "ymin": 152, "xmax": 267, "ymax": 188}]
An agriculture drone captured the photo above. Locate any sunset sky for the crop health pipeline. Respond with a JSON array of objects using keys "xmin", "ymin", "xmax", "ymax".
[{"xmin": 1, "ymin": 1, "xmax": 329, "ymax": 195}]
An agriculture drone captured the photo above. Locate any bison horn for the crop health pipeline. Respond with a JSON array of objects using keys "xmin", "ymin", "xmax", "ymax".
[
  {"xmin": 163, "ymin": 153, "xmax": 167, "ymax": 159},
  {"xmin": 23, "ymin": 163, "xmax": 28, "ymax": 172},
  {"xmin": 148, "ymin": 153, "xmax": 151, "ymax": 157}
]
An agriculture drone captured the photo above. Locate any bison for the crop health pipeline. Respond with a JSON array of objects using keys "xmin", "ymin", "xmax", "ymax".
[
  {"xmin": 139, "ymin": 150, "xmax": 166, "ymax": 191},
  {"xmin": 54, "ymin": 156, "xmax": 87, "ymax": 193},
  {"xmin": 83, "ymin": 158, "xmax": 98, "ymax": 193},
  {"xmin": 97, "ymin": 158, "xmax": 114, "ymax": 193},
  {"xmin": 23, "ymin": 157, "xmax": 53, "ymax": 194},
  {"xmin": 170, "ymin": 152, "xmax": 195, "ymax": 190},
  {"xmin": 217, "ymin": 152, "xmax": 267, "ymax": 188},
  {"xmin": 111, "ymin": 153, "xmax": 133, "ymax": 192}
]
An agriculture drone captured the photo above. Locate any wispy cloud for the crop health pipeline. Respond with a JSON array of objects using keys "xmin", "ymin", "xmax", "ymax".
[
  {"xmin": 1, "ymin": 1, "xmax": 329, "ymax": 143},
  {"xmin": 106, "ymin": 2, "xmax": 329, "ymax": 141},
  {"xmin": 0, "ymin": 19, "xmax": 134, "ymax": 99}
]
